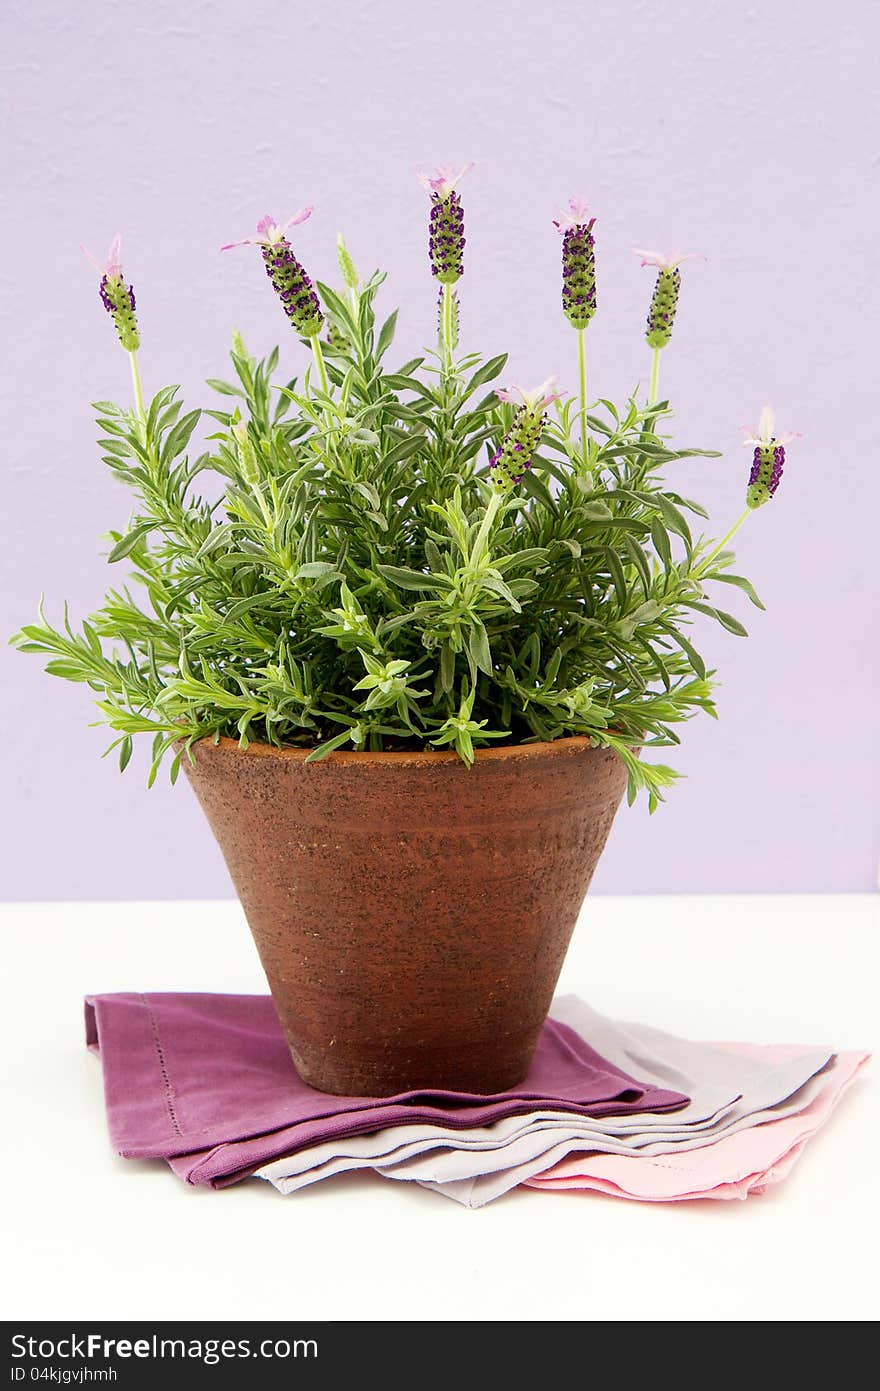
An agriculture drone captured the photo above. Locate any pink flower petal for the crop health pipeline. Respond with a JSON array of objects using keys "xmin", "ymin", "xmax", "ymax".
[
  {"xmin": 222, "ymin": 208, "xmax": 312, "ymax": 252},
  {"xmin": 554, "ymin": 196, "xmax": 594, "ymax": 234},
  {"xmin": 740, "ymin": 404, "xmax": 800, "ymax": 446},
  {"xmin": 281, "ymin": 206, "xmax": 313, "ymax": 230},
  {"xmin": 80, "ymin": 243, "xmax": 104, "ymax": 272},
  {"xmin": 532, "ymin": 375, "xmax": 562, "ymax": 409},
  {"xmin": 633, "ymin": 247, "xmax": 705, "ymax": 270},
  {"xmin": 106, "ymin": 232, "xmax": 123, "ymax": 278},
  {"xmin": 80, "ymin": 232, "xmax": 124, "ymax": 277},
  {"xmin": 417, "ymin": 162, "xmax": 473, "ymax": 197},
  {"xmin": 497, "ymin": 377, "xmax": 563, "ymax": 410},
  {"xmin": 633, "ymin": 248, "xmax": 668, "ymax": 269}
]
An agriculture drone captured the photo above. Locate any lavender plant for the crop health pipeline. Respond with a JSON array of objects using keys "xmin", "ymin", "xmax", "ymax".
[{"xmin": 12, "ymin": 167, "xmax": 794, "ymax": 809}]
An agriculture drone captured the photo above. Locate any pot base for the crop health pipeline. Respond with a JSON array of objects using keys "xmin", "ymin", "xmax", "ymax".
[{"xmin": 286, "ymin": 1027, "xmax": 536, "ymax": 1097}]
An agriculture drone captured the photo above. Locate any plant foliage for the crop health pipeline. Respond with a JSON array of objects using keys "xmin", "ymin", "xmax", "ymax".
[{"xmin": 12, "ymin": 259, "xmax": 765, "ymax": 810}]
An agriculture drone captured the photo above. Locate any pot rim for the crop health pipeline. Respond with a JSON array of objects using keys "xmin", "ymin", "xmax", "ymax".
[{"xmin": 182, "ymin": 732, "xmax": 609, "ymax": 767}]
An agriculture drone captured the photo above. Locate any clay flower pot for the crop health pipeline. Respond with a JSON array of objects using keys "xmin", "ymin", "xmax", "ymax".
[{"xmin": 182, "ymin": 735, "xmax": 628, "ymax": 1096}]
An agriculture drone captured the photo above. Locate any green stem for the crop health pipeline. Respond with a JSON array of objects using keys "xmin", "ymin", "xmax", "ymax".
[
  {"xmin": 310, "ymin": 334, "xmax": 330, "ymax": 395},
  {"xmin": 696, "ymin": 509, "xmax": 750, "ymax": 576},
  {"xmin": 648, "ymin": 346, "xmax": 661, "ymax": 407},
  {"xmin": 441, "ymin": 283, "xmax": 454, "ymax": 378},
  {"xmin": 577, "ymin": 328, "xmax": 588, "ymax": 465},
  {"xmin": 129, "ymin": 351, "xmax": 146, "ymax": 423}
]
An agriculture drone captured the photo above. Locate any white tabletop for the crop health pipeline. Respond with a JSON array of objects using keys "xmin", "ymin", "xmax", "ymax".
[{"xmin": 1, "ymin": 894, "xmax": 876, "ymax": 1322}]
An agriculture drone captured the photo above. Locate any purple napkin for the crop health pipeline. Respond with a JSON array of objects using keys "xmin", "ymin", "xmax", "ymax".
[{"xmin": 85, "ymin": 992, "xmax": 688, "ymax": 1187}]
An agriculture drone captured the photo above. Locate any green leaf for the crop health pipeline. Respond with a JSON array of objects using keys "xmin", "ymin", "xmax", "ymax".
[
  {"xmin": 603, "ymin": 547, "xmax": 628, "ymax": 611},
  {"xmin": 461, "ymin": 354, "xmax": 507, "ymax": 400},
  {"xmin": 650, "ymin": 517, "xmax": 672, "ymax": 570},
  {"xmin": 382, "ymin": 374, "xmax": 438, "ymax": 403},
  {"xmin": 439, "ymin": 642, "xmax": 455, "ymax": 693},
  {"xmin": 481, "ymin": 576, "xmax": 521, "ymax": 611},
  {"xmin": 518, "ymin": 469, "xmax": 557, "ymax": 514},
  {"xmin": 623, "ymin": 534, "xmax": 653, "ymax": 597},
  {"xmin": 656, "ymin": 495, "xmax": 693, "ymax": 549},
  {"xmin": 685, "ymin": 600, "xmax": 749, "ymax": 636},
  {"xmin": 160, "ymin": 409, "xmax": 201, "ymax": 465},
  {"xmin": 712, "ymin": 607, "xmax": 749, "ymax": 637},
  {"xmin": 294, "ymin": 562, "xmax": 342, "ymax": 581},
  {"xmin": 381, "ymin": 435, "xmax": 425, "ymax": 469},
  {"xmin": 377, "ymin": 564, "xmax": 448, "ymax": 591},
  {"xmin": 376, "ymin": 310, "xmax": 398, "ymax": 359},
  {"xmin": 108, "ymin": 523, "xmax": 155, "ymax": 562},
  {"xmin": 664, "ymin": 627, "xmax": 707, "ymax": 679},
  {"xmin": 118, "ymin": 735, "xmax": 133, "ymax": 772},
  {"xmin": 314, "ymin": 283, "xmax": 358, "ymax": 337},
  {"xmin": 305, "ymin": 730, "xmax": 354, "ymax": 762},
  {"xmin": 206, "ymin": 378, "xmax": 245, "ymax": 398},
  {"xmin": 466, "ymin": 620, "xmax": 493, "ymax": 676},
  {"xmin": 711, "ymin": 573, "xmax": 766, "ymax": 609}
]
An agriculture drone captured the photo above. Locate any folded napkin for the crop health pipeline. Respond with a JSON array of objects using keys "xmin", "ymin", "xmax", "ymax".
[
  {"xmin": 524, "ymin": 1047, "xmax": 869, "ymax": 1202},
  {"xmin": 85, "ymin": 991, "xmax": 688, "ymax": 1186},
  {"xmin": 257, "ymin": 999, "xmax": 835, "ymax": 1205}
]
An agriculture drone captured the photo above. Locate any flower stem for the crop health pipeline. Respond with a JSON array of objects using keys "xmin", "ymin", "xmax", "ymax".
[
  {"xmin": 310, "ymin": 334, "xmax": 330, "ymax": 395},
  {"xmin": 440, "ymin": 283, "xmax": 456, "ymax": 379},
  {"xmin": 648, "ymin": 346, "xmax": 661, "ymax": 407},
  {"xmin": 696, "ymin": 509, "xmax": 750, "ymax": 576},
  {"xmin": 129, "ymin": 350, "xmax": 146, "ymax": 423},
  {"xmin": 577, "ymin": 328, "xmax": 588, "ymax": 465}
]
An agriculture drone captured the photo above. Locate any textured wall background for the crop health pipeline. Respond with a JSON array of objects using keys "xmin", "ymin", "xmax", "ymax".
[{"xmin": 2, "ymin": 0, "xmax": 877, "ymax": 899}]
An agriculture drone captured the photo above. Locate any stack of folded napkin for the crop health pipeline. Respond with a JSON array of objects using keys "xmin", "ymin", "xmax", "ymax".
[{"xmin": 85, "ymin": 992, "xmax": 868, "ymax": 1208}]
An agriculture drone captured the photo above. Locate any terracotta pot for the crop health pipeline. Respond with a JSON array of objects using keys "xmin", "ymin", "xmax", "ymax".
[{"xmin": 182, "ymin": 736, "xmax": 628, "ymax": 1096}]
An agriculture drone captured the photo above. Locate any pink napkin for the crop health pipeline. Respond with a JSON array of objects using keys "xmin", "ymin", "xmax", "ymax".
[{"xmin": 524, "ymin": 1044, "xmax": 869, "ymax": 1202}]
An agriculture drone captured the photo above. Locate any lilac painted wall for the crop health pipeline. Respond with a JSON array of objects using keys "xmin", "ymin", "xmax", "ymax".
[{"xmin": 2, "ymin": 0, "xmax": 877, "ymax": 899}]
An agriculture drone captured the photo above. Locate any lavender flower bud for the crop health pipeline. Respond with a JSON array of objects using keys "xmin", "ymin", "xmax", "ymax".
[
  {"xmin": 747, "ymin": 443, "xmax": 785, "ymax": 509},
  {"xmin": 336, "ymin": 233, "xmax": 359, "ymax": 292},
  {"xmin": 561, "ymin": 220, "xmax": 597, "ymax": 330},
  {"xmin": 231, "ymin": 421, "xmax": 260, "ymax": 484},
  {"xmin": 488, "ymin": 406, "xmax": 546, "ymax": 492},
  {"xmin": 99, "ymin": 275, "xmax": 139, "ymax": 351},
  {"xmin": 262, "ymin": 236, "xmax": 323, "ymax": 338},
  {"xmin": 429, "ymin": 191, "xmax": 465, "ymax": 284},
  {"xmin": 645, "ymin": 267, "xmax": 681, "ymax": 349},
  {"xmin": 326, "ymin": 319, "xmax": 351, "ymax": 353}
]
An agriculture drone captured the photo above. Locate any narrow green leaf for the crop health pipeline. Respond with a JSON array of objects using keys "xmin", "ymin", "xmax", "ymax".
[
  {"xmin": 377, "ymin": 564, "xmax": 447, "ymax": 591},
  {"xmin": 108, "ymin": 524, "xmax": 155, "ymax": 562},
  {"xmin": 712, "ymin": 573, "xmax": 766, "ymax": 609},
  {"xmin": 376, "ymin": 309, "xmax": 398, "ymax": 359},
  {"xmin": 305, "ymin": 730, "xmax": 354, "ymax": 762},
  {"xmin": 294, "ymin": 562, "xmax": 342, "ymax": 581},
  {"xmin": 467, "ymin": 620, "xmax": 493, "ymax": 675},
  {"xmin": 650, "ymin": 517, "xmax": 672, "ymax": 570},
  {"xmin": 518, "ymin": 469, "xmax": 557, "ymax": 514},
  {"xmin": 603, "ymin": 547, "xmax": 628, "ymax": 610}
]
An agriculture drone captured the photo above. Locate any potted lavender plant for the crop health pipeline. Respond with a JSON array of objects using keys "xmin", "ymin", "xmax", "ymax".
[{"xmin": 12, "ymin": 165, "xmax": 794, "ymax": 1095}]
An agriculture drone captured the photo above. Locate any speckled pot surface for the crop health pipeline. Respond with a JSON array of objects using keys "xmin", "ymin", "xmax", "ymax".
[{"xmin": 182, "ymin": 736, "xmax": 628, "ymax": 1096}]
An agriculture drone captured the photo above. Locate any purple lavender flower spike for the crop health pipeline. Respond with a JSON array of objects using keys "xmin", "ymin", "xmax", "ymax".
[
  {"xmin": 741, "ymin": 406, "xmax": 799, "ymax": 509},
  {"xmin": 489, "ymin": 379, "xmax": 562, "ymax": 491},
  {"xmin": 633, "ymin": 249, "xmax": 703, "ymax": 349},
  {"xmin": 418, "ymin": 164, "xmax": 472, "ymax": 284},
  {"xmin": 81, "ymin": 233, "xmax": 140, "ymax": 350},
  {"xmin": 554, "ymin": 198, "xmax": 597, "ymax": 330},
  {"xmin": 222, "ymin": 211, "xmax": 323, "ymax": 338}
]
